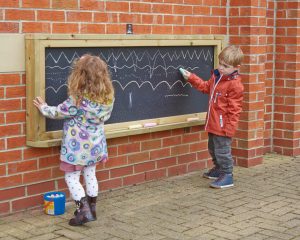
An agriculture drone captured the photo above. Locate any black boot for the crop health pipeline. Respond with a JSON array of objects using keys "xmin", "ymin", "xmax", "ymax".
[
  {"xmin": 74, "ymin": 196, "xmax": 97, "ymax": 220},
  {"xmin": 87, "ymin": 196, "xmax": 97, "ymax": 220},
  {"xmin": 69, "ymin": 197, "xmax": 95, "ymax": 226}
]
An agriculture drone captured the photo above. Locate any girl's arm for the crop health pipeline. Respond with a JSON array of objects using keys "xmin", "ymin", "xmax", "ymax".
[{"xmin": 33, "ymin": 96, "xmax": 77, "ymax": 119}]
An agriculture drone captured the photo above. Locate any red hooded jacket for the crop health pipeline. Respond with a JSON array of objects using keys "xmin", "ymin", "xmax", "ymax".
[{"xmin": 188, "ymin": 69, "xmax": 244, "ymax": 137}]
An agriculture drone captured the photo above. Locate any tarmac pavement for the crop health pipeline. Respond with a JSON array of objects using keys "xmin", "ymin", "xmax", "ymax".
[{"xmin": 0, "ymin": 153, "xmax": 299, "ymax": 240}]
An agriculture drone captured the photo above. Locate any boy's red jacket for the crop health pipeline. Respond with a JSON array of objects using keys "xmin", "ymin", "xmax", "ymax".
[{"xmin": 188, "ymin": 69, "xmax": 244, "ymax": 137}]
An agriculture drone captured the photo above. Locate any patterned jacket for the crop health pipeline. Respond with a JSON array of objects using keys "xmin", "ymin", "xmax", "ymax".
[
  {"xmin": 188, "ymin": 69, "xmax": 243, "ymax": 137},
  {"xmin": 40, "ymin": 97, "xmax": 114, "ymax": 166}
]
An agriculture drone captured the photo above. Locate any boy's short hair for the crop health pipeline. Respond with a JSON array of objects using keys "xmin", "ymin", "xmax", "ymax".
[{"xmin": 218, "ymin": 45, "xmax": 244, "ymax": 67}]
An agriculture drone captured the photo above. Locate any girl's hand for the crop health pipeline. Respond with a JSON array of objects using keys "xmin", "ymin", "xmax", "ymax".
[
  {"xmin": 179, "ymin": 68, "xmax": 191, "ymax": 80},
  {"xmin": 33, "ymin": 97, "xmax": 47, "ymax": 112}
]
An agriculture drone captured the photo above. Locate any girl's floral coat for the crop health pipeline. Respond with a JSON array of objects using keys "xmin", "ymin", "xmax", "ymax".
[{"xmin": 40, "ymin": 97, "xmax": 114, "ymax": 166}]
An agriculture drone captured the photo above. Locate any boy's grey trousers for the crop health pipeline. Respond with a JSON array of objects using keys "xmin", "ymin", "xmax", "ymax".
[{"xmin": 208, "ymin": 132, "xmax": 233, "ymax": 174}]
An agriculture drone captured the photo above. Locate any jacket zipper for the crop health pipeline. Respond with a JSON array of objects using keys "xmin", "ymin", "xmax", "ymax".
[{"xmin": 205, "ymin": 74, "xmax": 223, "ymax": 131}]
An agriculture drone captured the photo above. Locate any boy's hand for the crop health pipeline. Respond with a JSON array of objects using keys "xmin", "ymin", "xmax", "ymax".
[
  {"xmin": 179, "ymin": 68, "xmax": 191, "ymax": 80},
  {"xmin": 33, "ymin": 96, "xmax": 47, "ymax": 113}
]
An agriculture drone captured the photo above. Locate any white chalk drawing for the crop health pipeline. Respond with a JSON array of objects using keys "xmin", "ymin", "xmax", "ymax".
[{"xmin": 45, "ymin": 48, "xmax": 213, "ymax": 96}]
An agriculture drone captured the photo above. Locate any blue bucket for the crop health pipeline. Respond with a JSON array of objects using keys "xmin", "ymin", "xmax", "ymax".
[{"xmin": 44, "ymin": 191, "xmax": 66, "ymax": 215}]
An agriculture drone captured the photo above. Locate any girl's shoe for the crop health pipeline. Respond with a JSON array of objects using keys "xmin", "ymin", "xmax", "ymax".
[
  {"xmin": 74, "ymin": 195, "xmax": 97, "ymax": 220},
  {"xmin": 69, "ymin": 197, "xmax": 95, "ymax": 226},
  {"xmin": 210, "ymin": 173, "xmax": 234, "ymax": 188}
]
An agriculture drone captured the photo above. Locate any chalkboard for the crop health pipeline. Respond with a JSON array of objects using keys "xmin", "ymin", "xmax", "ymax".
[{"xmin": 45, "ymin": 46, "xmax": 213, "ymax": 131}]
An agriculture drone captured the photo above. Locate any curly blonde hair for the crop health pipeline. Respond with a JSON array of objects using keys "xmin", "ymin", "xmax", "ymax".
[{"xmin": 68, "ymin": 54, "xmax": 114, "ymax": 106}]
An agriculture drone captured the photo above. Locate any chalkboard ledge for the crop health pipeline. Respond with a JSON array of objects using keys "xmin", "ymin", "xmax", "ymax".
[{"xmin": 26, "ymin": 119, "xmax": 205, "ymax": 148}]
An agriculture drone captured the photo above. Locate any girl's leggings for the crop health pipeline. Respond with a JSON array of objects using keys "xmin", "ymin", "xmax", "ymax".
[{"xmin": 64, "ymin": 165, "xmax": 98, "ymax": 201}]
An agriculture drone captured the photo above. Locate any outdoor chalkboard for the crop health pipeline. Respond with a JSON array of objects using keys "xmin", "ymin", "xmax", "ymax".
[{"xmin": 45, "ymin": 46, "xmax": 213, "ymax": 131}]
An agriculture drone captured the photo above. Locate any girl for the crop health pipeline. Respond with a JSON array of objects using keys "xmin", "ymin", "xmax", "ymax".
[{"xmin": 34, "ymin": 54, "xmax": 114, "ymax": 226}]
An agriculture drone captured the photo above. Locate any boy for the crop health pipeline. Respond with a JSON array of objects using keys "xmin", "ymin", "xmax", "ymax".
[{"xmin": 179, "ymin": 45, "xmax": 244, "ymax": 188}]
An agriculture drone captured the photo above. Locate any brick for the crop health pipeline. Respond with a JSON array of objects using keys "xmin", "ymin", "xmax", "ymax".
[
  {"xmin": 0, "ymin": 202, "xmax": 9, "ymax": 215},
  {"xmin": 106, "ymin": 24, "xmax": 126, "ymax": 34},
  {"xmin": 0, "ymin": 164, "xmax": 5, "ymax": 175},
  {"xmin": 0, "ymin": 99, "xmax": 21, "ymax": 111},
  {"xmin": 0, "ymin": 22, "xmax": 18, "ymax": 33},
  {"xmin": 23, "ymin": 169, "xmax": 52, "ymax": 184},
  {"xmin": 118, "ymin": 142, "xmax": 140, "ymax": 155},
  {"xmin": 164, "ymin": 15, "xmax": 183, "ymax": 25},
  {"xmin": 157, "ymin": 157, "xmax": 176, "ymax": 168},
  {"xmin": 106, "ymin": 2, "xmax": 129, "ymax": 12},
  {"xmin": 51, "ymin": 167, "xmax": 64, "ymax": 178},
  {"xmin": 8, "ymin": 160, "xmax": 37, "ymax": 174},
  {"xmin": 22, "ymin": 22, "xmax": 50, "ymax": 33},
  {"xmin": 163, "ymin": 136, "xmax": 182, "ymax": 147},
  {"xmin": 168, "ymin": 165, "xmax": 187, "ymax": 177},
  {"xmin": 132, "ymin": 25, "xmax": 151, "ymax": 34},
  {"xmin": 94, "ymin": 13, "xmax": 110, "ymax": 22},
  {"xmin": 119, "ymin": 13, "xmax": 141, "ymax": 23},
  {"xmin": 171, "ymin": 145, "xmax": 190, "ymax": 156},
  {"xmin": 141, "ymin": 139, "xmax": 161, "ymax": 151},
  {"xmin": 12, "ymin": 195, "xmax": 43, "ymax": 212},
  {"xmin": 152, "ymin": 25, "xmax": 172, "ymax": 34},
  {"xmin": 6, "ymin": 86, "xmax": 25, "ymax": 98},
  {"xmin": 0, "ymin": 186, "xmax": 25, "ymax": 201},
  {"xmin": 105, "ymin": 156, "xmax": 127, "ymax": 168},
  {"xmin": 6, "ymin": 112, "xmax": 26, "ymax": 124},
  {"xmin": 152, "ymin": 4, "xmax": 172, "ymax": 14},
  {"xmin": 0, "ymin": 174, "xmax": 22, "ymax": 188},
  {"xmin": 5, "ymin": 9, "xmax": 35, "ymax": 20},
  {"xmin": 39, "ymin": 155, "xmax": 59, "ymax": 168},
  {"xmin": 0, "ymin": 113, "xmax": 4, "ymax": 125},
  {"xmin": 130, "ymin": 3, "xmax": 151, "ymax": 13},
  {"xmin": 80, "ymin": 24, "xmax": 105, "ymax": 34},
  {"xmin": 96, "ymin": 169, "xmax": 109, "ymax": 181},
  {"xmin": 110, "ymin": 166, "xmax": 133, "ymax": 178},
  {"xmin": 80, "ymin": 0, "xmax": 104, "ymax": 10},
  {"xmin": 0, "ymin": 0, "xmax": 18, "ymax": 7},
  {"xmin": 100, "ymin": 178, "xmax": 122, "ymax": 191},
  {"xmin": 145, "ymin": 169, "xmax": 166, "ymax": 181},
  {"xmin": 128, "ymin": 152, "xmax": 149, "ymax": 164},
  {"xmin": 27, "ymin": 181, "xmax": 55, "ymax": 195},
  {"xmin": 22, "ymin": 0, "xmax": 50, "ymax": 8},
  {"xmin": 37, "ymin": 10, "xmax": 65, "ymax": 21},
  {"xmin": 0, "ymin": 150, "xmax": 22, "ymax": 163},
  {"xmin": 142, "ymin": 15, "xmax": 163, "ymax": 24},
  {"xmin": 173, "ymin": 5, "xmax": 193, "ymax": 15},
  {"xmin": 134, "ymin": 161, "xmax": 155, "ymax": 173},
  {"xmin": 150, "ymin": 148, "xmax": 171, "ymax": 160},
  {"xmin": 67, "ymin": 11, "xmax": 92, "ymax": 22},
  {"xmin": 23, "ymin": 147, "xmax": 52, "ymax": 160},
  {"xmin": 52, "ymin": 0, "xmax": 78, "ymax": 9},
  {"xmin": 188, "ymin": 161, "xmax": 206, "ymax": 172},
  {"xmin": 178, "ymin": 153, "xmax": 197, "ymax": 164},
  {"xmin": 123, "ymin": 173, "xmax": 145, "ymax": 186},
  {"xmin": 173, "ymin": 26, "xmax": 192, "ymax": 35},
  {"xmin": 52, "ymin": 23, "xmax": 79, "ymax": 33}
]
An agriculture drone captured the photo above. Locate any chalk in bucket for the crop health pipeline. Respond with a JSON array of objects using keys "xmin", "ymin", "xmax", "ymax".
[{"xmin": 44, "ymin": 191, "xmax": 66, "ymax": 215}]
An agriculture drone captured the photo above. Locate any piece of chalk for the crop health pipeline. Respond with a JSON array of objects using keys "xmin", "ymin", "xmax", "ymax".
[
  {"xmin": 187, "ymin": 117, "xmax": 199, "ymax": 122},
  {"xmin": 179, "ymin": 68, "xmax": 186, "ymax": 75},
  {"xmin": 128, "ymin": 124, "xmax": 143, "ymax": 129},
  {"xmin": 143, "ymin": 122, "xmax": 157, "ymax": 127}
]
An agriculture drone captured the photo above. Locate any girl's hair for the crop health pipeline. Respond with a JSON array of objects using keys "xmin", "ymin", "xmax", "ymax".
[
  {"xmin": 68, "ymin": 54, "xmax": 114, "ymax": 106},
  {"xmin": 218, "ymin": 45, "xmax": 244, "ymax": 67}
]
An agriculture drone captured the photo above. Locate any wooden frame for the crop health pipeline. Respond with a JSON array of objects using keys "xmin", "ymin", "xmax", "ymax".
[{"xmin": 26, "ymin": 34, "xmax": 224, "ymax": 147}]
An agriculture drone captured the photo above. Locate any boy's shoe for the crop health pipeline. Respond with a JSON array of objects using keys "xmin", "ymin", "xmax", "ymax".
[
  {"xmin": 210, "ymin": 173, "xmax": 234, "ymax": 189},
  {"xmin": 203, "ymin": 167, "xmax": 221, "ymax": 179}
]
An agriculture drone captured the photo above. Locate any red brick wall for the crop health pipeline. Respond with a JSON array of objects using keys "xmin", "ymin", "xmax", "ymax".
[
  {"xmin": 273, "ymin": 1, "xmax": 300, "ymax": 156},
  {"xmin": 0, "ymin": 0, "xmax": 299, "ymax": 215}
]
